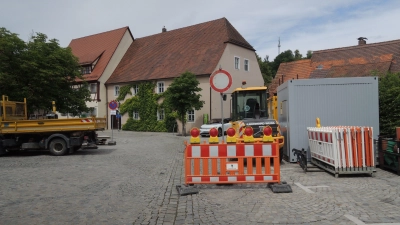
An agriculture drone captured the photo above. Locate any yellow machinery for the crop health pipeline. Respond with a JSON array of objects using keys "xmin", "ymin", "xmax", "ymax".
[
  {"xmin": 230, "ymin": 86, "xmax": 284, "ymax": 162},
  {"xmin": 0, "ymin": 95, "xmax": 106, "ymax": 156},
  {"xmin": 267, "ymin": 95, "xmax": 278, "ymax": 121}
]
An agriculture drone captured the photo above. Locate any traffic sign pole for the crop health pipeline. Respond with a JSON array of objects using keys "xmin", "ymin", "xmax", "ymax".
[
  {"xmin": 221, "ymin": 93, "xmax": 224, "ymax": 143},
  {"xmin": 210, "ymin": 68, "xmax": 232, "ymax": 143},
  {"xmin": 108, "ymin": 100, "xmax": 117, "ymax": 145}
]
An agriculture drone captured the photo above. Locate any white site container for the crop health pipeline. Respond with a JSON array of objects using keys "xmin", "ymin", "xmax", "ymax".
[{"xmin": 277, "ymin": 77, "xmax": 379, "ymax": 164}]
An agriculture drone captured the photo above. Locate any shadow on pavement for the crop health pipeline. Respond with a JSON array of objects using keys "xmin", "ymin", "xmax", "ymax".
[
  {"xmin": 1, "ymin": 151, "xmax": 51, "ymax": 157},
  {"xmin": 73, "ymin": 148, "xmax": 117, "ymax": 155},
  {"xmin": 1, "ymin": 148, "xmax": 116, "ymax": 157}
]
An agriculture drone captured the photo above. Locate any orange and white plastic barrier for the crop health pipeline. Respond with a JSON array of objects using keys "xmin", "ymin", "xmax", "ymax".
[
  {"xmin": 185, "ymin": 126, "xmax": 280, "ymax": 185},
  {"xmin": 184, "ymin": 142, "xmax": 280, "ymax": 184},
  {"xmin": 307, "ymin": 126, "xmax": 375, "ymax": 176}
]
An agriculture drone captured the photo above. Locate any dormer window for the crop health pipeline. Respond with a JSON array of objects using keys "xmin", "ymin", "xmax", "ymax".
[
  {"xmin": 81, "ymin": 65, "xmax": 92, "ymax": 74},
  {"xmin": 90, "ymin": 83, "xmax": 97, "ymax": 93}
]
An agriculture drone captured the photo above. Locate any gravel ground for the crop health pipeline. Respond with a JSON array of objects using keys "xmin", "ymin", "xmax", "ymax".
[{"xmin": 1, "ymin": 130, "xmax": 400, "ymax": 225}]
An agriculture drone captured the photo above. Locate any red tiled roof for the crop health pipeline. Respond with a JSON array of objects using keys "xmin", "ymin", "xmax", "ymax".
[
  {"xmin": 269, "ymin": 39, "xmax": 400, "ymax": 93},
  {"xmin": 106, "ymin": 18, "xmax": 254, "ymax": 84},
  {"xmin": 68, "ymin": 26, "xmax": 132, "ymax": 82},
  {"xmin": 324, "ymin": 61, "xmax": 392, "ymax": 78},
  {"xmin": 311, "ymin": 39, "xmax": 400, "ymax": 73},
  {"xmin": 268, "ymin": 59, "xmax": 313, "ymax": 95}
]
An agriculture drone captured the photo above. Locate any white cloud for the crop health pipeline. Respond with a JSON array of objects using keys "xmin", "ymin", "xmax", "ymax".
[{"xmin": 1, "ymin": 0, "xmax": 399, "ymax": 61}]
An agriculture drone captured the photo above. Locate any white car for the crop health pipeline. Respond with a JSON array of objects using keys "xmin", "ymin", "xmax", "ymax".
[{"xmin": 200, "ymin": 118, "xmax": 232, "ymax": 137}]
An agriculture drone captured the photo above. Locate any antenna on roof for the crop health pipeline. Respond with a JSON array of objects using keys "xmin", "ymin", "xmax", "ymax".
[{"xmin": 278, "ymin": 37, "xmax": 281, "ymax": 55}]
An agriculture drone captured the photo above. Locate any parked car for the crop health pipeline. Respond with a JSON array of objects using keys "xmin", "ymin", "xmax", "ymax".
[{"xmin": 200, "ymin": 118, "xmax": 232, "ymax": 137}]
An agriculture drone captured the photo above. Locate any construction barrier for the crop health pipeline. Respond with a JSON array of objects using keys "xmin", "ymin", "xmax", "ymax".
[
  {"xmin": 184, "ymin": 141, "xmax": 280, "ymax": 185},
  {"xmin": 176, "ymin": 126, "xmax": 292, "ymax": 195},
  {"xmin": 307, "ymin": 126, "xmax": 376, "ymax": 177}
]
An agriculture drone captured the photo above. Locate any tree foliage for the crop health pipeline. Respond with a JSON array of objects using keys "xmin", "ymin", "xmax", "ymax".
[
  {"xmin": 116, "ymin": 82, "xmax": 177, "ymax": 132},
  {"xmin": 270, "ymin": 50, "xmax": 295, "ymax": 77},
  {"xmin": 306, "ymin": 50, "xmax": 313, "ymax": 59},
  {"xmin": 256, "ymin": 49, "xmax": 313, "ymax": 84},
  {"xmin": 163, "ymin": 71, "xmax": 204, "ymax": 136},
  {"xmin": 294, "ymin": 49, "xmax": 303, "ymax": 60},
  {"xmin": 379, "ymin": 72, "xmax": 400, "ymax": 136},
  {"xmin": 0, "ymin": 27, "xmax": 90, "ymax": 115},
  {"xmin": 256, "ymin": 53, "xmax": 273, "ymax": 86}
]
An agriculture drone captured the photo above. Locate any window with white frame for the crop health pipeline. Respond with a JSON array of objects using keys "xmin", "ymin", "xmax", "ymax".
[
  {"xmin": 234, "ymin": 56, "xmax": 240, "ymax": 69},
  {"xmin": 133, "ymin": 110, "xmax": 139, "ymax": 120},
  {"xmin": 157, "ymin": 82, "xmax": 164, "ymax": 93},
  {"xmin": 187, "ymin": 110, "xmax": 195, "ymax": 122},
  {"xmin": 133, "ymin": 84, "xmax": 139, "ymax": 95},
  {"xmin": 244, "ymin": 59, "xmax": 249, "ymax": 71},
  {"xmin": 157, "ymin": 109, "xmax": 165, "ymax": 120},
  {"xmin": 114, "ymin": 85, "xmax": 120, "ymax": 96},
  {"xmin": 90, "ymin": 83, "xmax": 97, "ymax": 94}
]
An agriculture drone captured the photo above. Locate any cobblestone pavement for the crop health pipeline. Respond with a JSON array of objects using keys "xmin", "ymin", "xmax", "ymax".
[{"xmin": 1, "ymin": 130, "xmax": 399, "ymax": 225}]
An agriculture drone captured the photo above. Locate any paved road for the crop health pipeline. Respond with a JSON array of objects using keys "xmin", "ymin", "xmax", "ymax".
[{"xmin": 0, "ymin": 130, "xmax": 399, "ymax": 225}]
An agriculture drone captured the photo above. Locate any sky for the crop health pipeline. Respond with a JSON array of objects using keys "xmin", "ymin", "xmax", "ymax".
[{"xmin": 1, "ymin": 0, "xmax": 400, "ymax": 61}]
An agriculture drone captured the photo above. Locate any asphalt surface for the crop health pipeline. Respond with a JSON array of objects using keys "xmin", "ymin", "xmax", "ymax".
[{"xmin": 1, "ymin": 130, "xmax": 400, "ymax": 225}]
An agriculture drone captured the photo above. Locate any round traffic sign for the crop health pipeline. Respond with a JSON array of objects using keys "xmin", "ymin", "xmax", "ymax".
[
  {"xmin": 210, "ymin": 69, "xmax": 232, "ymax": 93},
  {"xmin": 109, "ymin": 100, "xmax": 118, "ymax": 110}
]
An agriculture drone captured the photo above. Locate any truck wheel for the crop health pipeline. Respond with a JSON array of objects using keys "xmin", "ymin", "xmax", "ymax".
[
  {"xmin": 218, "ymin": 128, "xmax": 222, "ymax": 137},
  {"xmin": 49, "ymin": 138, "xmax": 68, "ymax": 156}
]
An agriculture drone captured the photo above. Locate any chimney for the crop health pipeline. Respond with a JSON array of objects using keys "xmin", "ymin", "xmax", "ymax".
[
  {"xmin": 358, "ymin": 37, "xmax": 367, "ymax": 45},
  {"xmin": 162, "ymin": 26, "xmax": 167, "ymax": 33}
]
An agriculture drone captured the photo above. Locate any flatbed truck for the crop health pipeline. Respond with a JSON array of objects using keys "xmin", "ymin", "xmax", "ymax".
[{"xmin": 0, "ymin": 95, "xmax": 107, "ymax": 156}]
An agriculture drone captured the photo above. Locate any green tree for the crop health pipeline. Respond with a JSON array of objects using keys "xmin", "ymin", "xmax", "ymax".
[
  {"xmin": 163, "ymin": 71, "xmax": 204, "ymax": 136},
  {"xmin": 306, "ymin": 50, "xmax": 313, "ymax": 59},
  {"xmin": 379, "ymin": 72, "xmax": 400, "ymax": 136},
  {"xmin": 294, "ymin": 49, "xmax": 303, "ymax": 60},
  {"xmin": 271, "ymin": 50, "xmax": 295, "ymax": 78},
  {"xmin": 0, "ymin": 27, "xmax": 90, "ymax": 115},
  {"xmin": 256, "ymin": 53, "xmax": 273, "ymax": 85}
]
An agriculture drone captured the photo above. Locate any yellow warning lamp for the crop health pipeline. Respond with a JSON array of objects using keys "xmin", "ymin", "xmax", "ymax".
[
  {"xmin": 243, "ymin": 126, "xmax": 254, "ymax": 143},
  {"xmin": 208, "ymin": 127, "xmax": 219, "ymax": 144},
  {"xmin": 316, "ymin": 117, "xmax": 321, "ymax": 128},
  {"xmin": 226, "ymin": 127, "xmax": 237, "ymax": 143},
  {"xmin": 190, "ymin": 127, "xmax": 200, "ymax": 144},
  {"xmin": 262, "ymin": 126, "xmax": 274, "ymax": 143},
  {"xmin": 52, "ymin": 101, "xmax": 56, "ymax": 113}
]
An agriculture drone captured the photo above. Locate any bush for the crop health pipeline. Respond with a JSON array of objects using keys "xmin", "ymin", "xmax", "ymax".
[{"xmin": 379, "ymin": 72, "xmax": 400, "ymax": 136}]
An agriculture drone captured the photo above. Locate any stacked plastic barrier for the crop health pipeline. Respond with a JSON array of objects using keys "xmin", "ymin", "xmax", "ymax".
[{"xmin": 307, "ymin": 126, "xmax": 376, "ymax": 177}]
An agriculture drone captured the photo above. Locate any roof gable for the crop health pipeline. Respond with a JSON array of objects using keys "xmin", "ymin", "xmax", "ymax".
[
  {"xmin": 68, "ymin": 26, "xmax": 131, "ymax": 81},
  {"xmin": 106, "ymin": 18, "xmax": 254, "ymax": 84}
]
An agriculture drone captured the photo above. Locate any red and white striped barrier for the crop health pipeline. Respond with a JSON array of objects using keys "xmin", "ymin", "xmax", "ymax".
[
  {"xmin": 185, "ymin": 142, "xmax": 280, "ymax": 185},
  {"xmin": 307, "ymin": 126, "xmax": 375, "ymax": 177}
]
